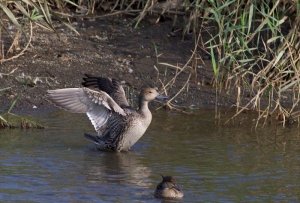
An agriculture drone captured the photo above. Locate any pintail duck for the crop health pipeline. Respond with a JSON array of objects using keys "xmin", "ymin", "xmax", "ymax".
[
  {"xmin": 154, "ymin": 175, "xmax": 184, "ymax": 198},
  {"xmin": 46, "ymin": 74, "xmax": 167, "ymax": 152}
]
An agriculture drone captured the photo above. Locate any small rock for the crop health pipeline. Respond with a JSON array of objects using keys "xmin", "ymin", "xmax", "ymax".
[{"xmin": 59, "ymin": 55, "xmax": 69, "ymax": 61}]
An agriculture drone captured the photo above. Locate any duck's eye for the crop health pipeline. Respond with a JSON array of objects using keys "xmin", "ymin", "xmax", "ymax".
[{"xmin": 149, "ymin": 91, "xmax": 152, "ymax": 93}]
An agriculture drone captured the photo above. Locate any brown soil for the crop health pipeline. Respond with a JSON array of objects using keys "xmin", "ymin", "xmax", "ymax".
[{"xmin": 0, "ymin": 15, "xmax": 254, "ymax": 112}]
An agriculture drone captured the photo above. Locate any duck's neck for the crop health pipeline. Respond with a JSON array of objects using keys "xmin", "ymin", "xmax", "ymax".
[
  {"xmin": 138, "ymin": 93, "xmax": 152, "ymax": 116},
  {"xmin": 138, "ymin": 100, "xmax": 152, "ymax": 126},
  {"xmin": 138, "ymin": 100, "xmax": 150, "ymax": 114}
]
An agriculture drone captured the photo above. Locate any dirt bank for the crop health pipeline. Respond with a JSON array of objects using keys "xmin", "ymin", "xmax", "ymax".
[{"xmin": 0, "ymin": 15, "xmax": 255, "ymax": 112}]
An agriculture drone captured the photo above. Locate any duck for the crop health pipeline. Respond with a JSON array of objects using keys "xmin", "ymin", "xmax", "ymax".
[
  {"xmin": 154, "ymin": 175, "xmax": 184, "ymax": 198},
  {"xmin": 46, "ymin": 74, "xmax": 168, "ymax": 152}
]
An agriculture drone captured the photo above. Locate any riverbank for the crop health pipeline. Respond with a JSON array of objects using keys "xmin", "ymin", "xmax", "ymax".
[{"xmin": 0, "ymin": 15, "xmax": 292, "ymax": 115}]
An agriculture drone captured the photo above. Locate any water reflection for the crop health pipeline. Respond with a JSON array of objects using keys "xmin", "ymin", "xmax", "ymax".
[
  {"xmin": 0, "ymin": 109, "xmax": 300, "ymax": 202},
  {"xmin": 83, "ymin": 150, "xmax": 151, "ymax": 188}
]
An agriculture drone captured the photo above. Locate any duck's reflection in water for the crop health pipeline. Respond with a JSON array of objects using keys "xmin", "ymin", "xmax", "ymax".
[{"xmin": 83, "ymin": 149, "xmax": 151, "ymax": 188}]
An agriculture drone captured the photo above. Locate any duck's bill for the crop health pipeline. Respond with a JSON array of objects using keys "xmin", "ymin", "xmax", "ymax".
[
  {"xmin": 174, "ymin": 185, "xmax": 182, "ymax": 192},
  {"xmin": 156, "ymin": 94, "xmax": 168, "ymax": 100}
]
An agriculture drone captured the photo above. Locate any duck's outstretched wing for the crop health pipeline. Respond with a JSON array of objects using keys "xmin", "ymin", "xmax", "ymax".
[
  {"xmin": 82, "ymin": 74, "xmax": 129, "ymax": 107},
  {"xmin": 46, "ymin": 87, "xmax": 126, "ymax": 134}
]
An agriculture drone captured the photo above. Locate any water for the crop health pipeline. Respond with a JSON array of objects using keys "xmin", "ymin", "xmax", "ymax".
[{"xmin": 1, "ymin": 109, "xmax": 300, "ymax": 202}]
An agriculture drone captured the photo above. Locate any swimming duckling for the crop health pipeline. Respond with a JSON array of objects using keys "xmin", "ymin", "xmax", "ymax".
[{"xmin": 154, "ymin": 175, "xmax": 184, "ymax": 198}]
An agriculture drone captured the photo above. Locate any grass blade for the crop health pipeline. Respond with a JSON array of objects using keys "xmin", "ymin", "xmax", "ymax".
[
  {"xmin": 0, "ymin": 115, "xmax": 7, "ymax": 123},
  {"xmin": 279, "ymin": 80, "xmax": 298, "ymax": 93},
  {"xmin": 247, "ymin": 4, "xmax": 254, "ymax": 35},
  {"xmin": 8, "ymin": 88, "xmax": 23, "ymax": 114},
  {"xmin": 210, "ymin": 41, "xmax": 218, "ymax": 77},
  {"xmin": 50, "ymin": 11, "xmax": 80, "ymax": 35},
  {"xmin": 14, "ymin": 2, "xmax": 31, "ymax": 18},
  {"xmin": 273, "ymin": 50, "xmax": 285, "ymax": 67},
  {"xmin": 0, "ymin": 2, "xmax": 21, "ymax": 29},
  {"xmin": 0, "ymin": 86, "xmax": 12, "ymax": 92}
]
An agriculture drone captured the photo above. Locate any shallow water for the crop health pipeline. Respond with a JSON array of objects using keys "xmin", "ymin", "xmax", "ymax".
[{"xmin": 1, "ymin": 109, "xmax": 300, "ymax": 202}]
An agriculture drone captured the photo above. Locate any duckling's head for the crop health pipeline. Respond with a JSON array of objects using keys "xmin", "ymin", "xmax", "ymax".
[
  {"xmin": 154, "ymin": 175, "xmax": 184, "ymax": 198},
  {"xmin": 161, "ymin": 175, "xmax": 177, "ymax": 187},
  {"xmin": 139, "ymin": 88, "xmax": 168, "ymax": 102}
]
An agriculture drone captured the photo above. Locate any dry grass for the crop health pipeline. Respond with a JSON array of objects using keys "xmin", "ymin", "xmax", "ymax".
[{"xmin": 199, "ymin": 0, "xmax": 300, "ymax": 125}]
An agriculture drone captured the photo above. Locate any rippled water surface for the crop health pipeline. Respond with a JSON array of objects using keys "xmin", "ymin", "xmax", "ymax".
[{"xmin": 1, "ymin": 109, "xmax": 300, "ymax": 202}]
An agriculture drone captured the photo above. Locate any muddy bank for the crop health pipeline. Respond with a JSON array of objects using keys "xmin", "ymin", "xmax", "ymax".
[{"xmin": 0, "ymin": 16, "xmax": 271, "ymax": 113}]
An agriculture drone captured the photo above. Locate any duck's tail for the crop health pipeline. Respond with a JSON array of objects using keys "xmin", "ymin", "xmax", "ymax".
[{"xmin": 83, "ymin": 133, "xmax": 100, "ymax": 144}]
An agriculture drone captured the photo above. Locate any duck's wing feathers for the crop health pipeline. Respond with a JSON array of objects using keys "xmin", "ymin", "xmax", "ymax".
[
  {"xmin": 82, "ymin": 74, "xmax": 129, "ymax": 107},
  {"xmin": 84, "ymin": 111, "xmax": 130, "ymax": 151},
  {"xmin": 46, "ymin": 87, "xmax": 126, "ymax": 134}
]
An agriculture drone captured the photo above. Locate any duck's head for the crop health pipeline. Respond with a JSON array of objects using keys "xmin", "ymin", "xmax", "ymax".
[
  {"xmin": 160, "ymin": 175, "xmax": 179, "ymax": 190},
  {"xmin": 155, "ymin": 175, "xmax": 184, "ymax": 198},
  {"xmin": 139, "ymin": 88, "xmax": 168, "ymax": 102}
]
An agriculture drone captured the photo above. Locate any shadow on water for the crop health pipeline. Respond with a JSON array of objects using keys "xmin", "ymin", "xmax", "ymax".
[{"xmin": 1, "ymin": 109, "xmax": 300, "ymax": 202}]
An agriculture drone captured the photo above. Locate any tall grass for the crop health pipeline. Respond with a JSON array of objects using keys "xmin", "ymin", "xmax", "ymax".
[{"xmin": 198, "ymin": 0, "xmax": 300, "ymax": 125}]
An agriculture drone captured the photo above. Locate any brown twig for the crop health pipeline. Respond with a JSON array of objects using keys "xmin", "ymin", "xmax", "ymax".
[{"xmin": 0, "ymin": 22, "xmax": 33, "ymax": 64}]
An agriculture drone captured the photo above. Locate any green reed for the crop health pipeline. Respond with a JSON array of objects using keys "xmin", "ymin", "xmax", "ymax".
[{"xmin": 199, "ymin": 0, "xmax": 300, "ymax": 125}]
